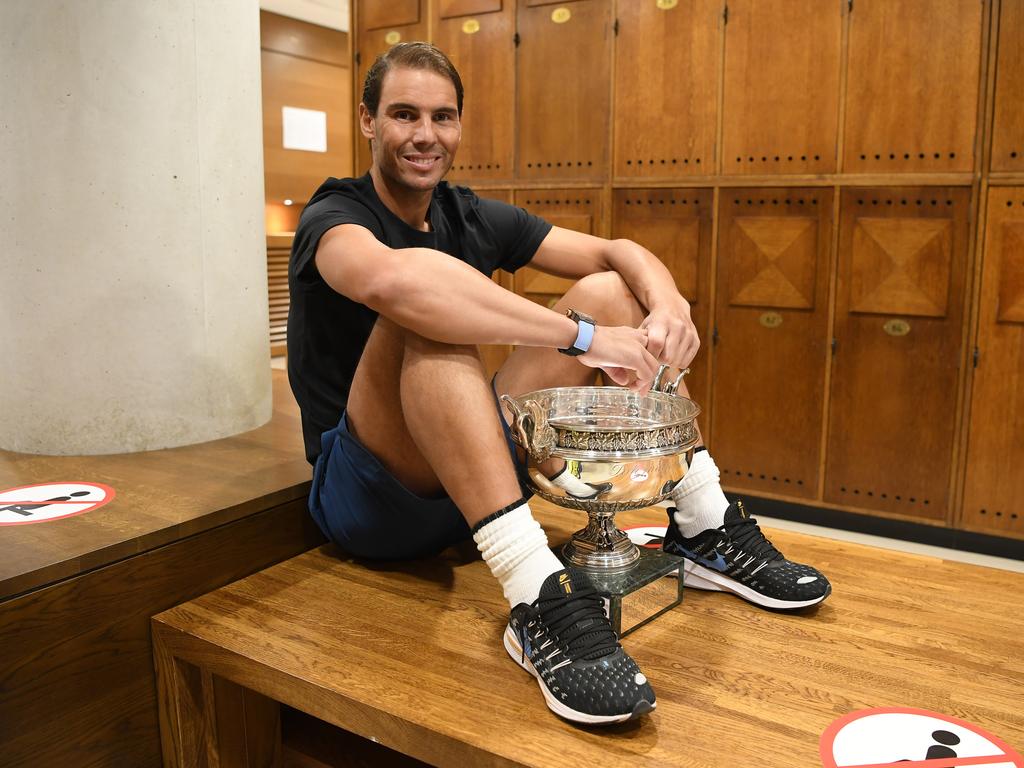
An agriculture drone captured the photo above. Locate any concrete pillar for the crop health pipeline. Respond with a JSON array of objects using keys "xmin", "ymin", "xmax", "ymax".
[{"xmin": 0, "ymin": 0, "xmax": 272, "ymax": 454}]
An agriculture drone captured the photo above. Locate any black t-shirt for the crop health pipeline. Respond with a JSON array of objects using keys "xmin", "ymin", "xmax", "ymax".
[{"xmin": 287, "ymin": 174, "xmax": 553, "ymax": 464}]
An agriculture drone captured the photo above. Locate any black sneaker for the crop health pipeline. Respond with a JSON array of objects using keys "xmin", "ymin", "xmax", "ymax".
[
  {"xmin": 662, "ymin": 500, "xmax": 832, "ymax": 610},
  {"xmin": 504, "ymin": 568, "xmax": 656, "ymax": 725}
]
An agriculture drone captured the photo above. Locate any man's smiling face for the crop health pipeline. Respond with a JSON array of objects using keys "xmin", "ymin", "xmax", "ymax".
[{"xmin": 362, "ymin": 66, "xmax": 461, "ymax": 193}]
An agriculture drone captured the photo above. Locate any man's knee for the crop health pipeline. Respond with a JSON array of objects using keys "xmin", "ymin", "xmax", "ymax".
[{"xmin": 564, "ymin": 271, "xmax": 644, "ymax": 326}]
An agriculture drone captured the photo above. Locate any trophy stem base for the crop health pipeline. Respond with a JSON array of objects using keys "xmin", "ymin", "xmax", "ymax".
[{"xmin": 561, "ymin": 547, "xmax": 685, "ymax": 637}]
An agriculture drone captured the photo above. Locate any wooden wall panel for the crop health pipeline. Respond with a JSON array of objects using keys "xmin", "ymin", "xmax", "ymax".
[
  {"xmin": 434, "ymin": 2, "xmax": 515, "ymax": 183},
  {"xmin": 354, "ymin": 9, "xmax": 429, "ymax": 175},
  {"xmin": 711, "ymin": 189, "xmax": 833, "ymax": 500},
  {"xmin": 723, "ymin": 0, "xmax": 841, "ymax": 176},
  {"xmin": 991, "ymin": 0, "xmax": 1024, "ymax": 173},
  {"xmin": 843, "ymin": 0, "xmax": 982, "ymax": 174},
  {"xmin": 826, "ymin": 187, "xmax": 971, "ymax": 521},
  {"xmin": 261, "ymin": 47, "xmax": 351, "ymax": 206},
  {"xmin": 517, "ymin": 0, "xmax": 611, "ymax": 180},
  {"xmin": 961, "ymin": 187, "xmax": 1024, "ymax": 538},
  {"xmin": 613, "ymin": 0, "xmax": 718, "ymax": 179},
  {"xmin": 268, "ymin": 235, "xmax": 291, "ymax": 357},
  {"xmin": 362, "ymin": 0, "xmax": 419, "ymax": 30},
  {"xmin": 611, "ymin": 188, "xmax": 714, "ymax": 412},
  {"xmin": 513, "ymin": 189, "xmax": 602, "ymax": 305},
  {"xmin": 260, "ymin": 11, "xmax": 349, "ymax": 67}
]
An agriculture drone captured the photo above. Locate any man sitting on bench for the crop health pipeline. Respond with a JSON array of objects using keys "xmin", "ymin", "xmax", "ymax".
[{"xmin": 287, "ymin": 42, "xmax": 831, "ymax": 727}]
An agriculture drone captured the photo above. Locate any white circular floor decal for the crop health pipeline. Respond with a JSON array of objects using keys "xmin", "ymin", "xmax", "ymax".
[
  {"xmin": 820, "ymin": 707, "xmax": 1023, "ymax": 767},
  {"xmin": 0, "ymin": 482, "xmax": 115, "ymax": 525}
]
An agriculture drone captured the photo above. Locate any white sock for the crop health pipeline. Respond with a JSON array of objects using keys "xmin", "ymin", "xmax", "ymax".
[
  {"xmin": 473, "ymin": 502, "xmax": 564, "ymax": 608},
  {"xmin": 663, "ymin": 450, "xmax": 729, "ymax": 539},
  {"xmin": 550, "ymin": 462, "xmax": 599, "ymax": 499}
]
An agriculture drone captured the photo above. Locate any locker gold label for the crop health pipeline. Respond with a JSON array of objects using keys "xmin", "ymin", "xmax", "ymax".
[
  {"xmin": 883, "ymin": 319, "xmax": 911, "ymax": 337},
  {"xmin": 657, "ymin": 0, "xmax": 679, "ymax": 9},
  {"xmin": 461, "ymin": 19, "xmax": 480, "ymax": 34},
  {"xmin": 551, "ymin": 7, "xmax": 571, "ymax": 23},
  {"xmin": 759, "ymin": 312, "xmax": 783, "ymax": 329},
  {"xmin": 384, "ymin": 30, "xmax": 401, "ymax": 45}
]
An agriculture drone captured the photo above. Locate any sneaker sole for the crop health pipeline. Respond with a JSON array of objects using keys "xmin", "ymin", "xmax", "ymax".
[
  {"xmin": 676, "ymin": 559, "xmax": 832, "ymax": 610},
  {"xmin": 502, "ymin": 626, "xmax": 655, "ymax": 725}
]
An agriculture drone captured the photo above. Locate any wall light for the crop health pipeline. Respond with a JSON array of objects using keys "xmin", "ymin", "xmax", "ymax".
[{"xmin": 283, "ymin": 199, "xmax": 293, "ymax": 206}]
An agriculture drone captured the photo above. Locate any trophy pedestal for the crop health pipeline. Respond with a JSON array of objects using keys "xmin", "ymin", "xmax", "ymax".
[{"xmin": 561, "ymin": 546, "xmax": 685, "ymax": 637}]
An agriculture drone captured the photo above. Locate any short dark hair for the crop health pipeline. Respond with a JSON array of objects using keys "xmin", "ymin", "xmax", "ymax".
[{"xmin": 362, "ymin": 42, "xmax": 464, "ymax": 116}]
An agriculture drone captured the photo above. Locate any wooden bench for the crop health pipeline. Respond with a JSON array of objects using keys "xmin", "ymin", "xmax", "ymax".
[{"xmin": 152, "ymin": 502, "xmax": 1024, "ymax": 767}]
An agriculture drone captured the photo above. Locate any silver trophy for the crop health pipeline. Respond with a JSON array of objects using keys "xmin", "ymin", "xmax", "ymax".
[{"xmin": 500, "ymin": 367, "xmax": 700, "ymax": 634}]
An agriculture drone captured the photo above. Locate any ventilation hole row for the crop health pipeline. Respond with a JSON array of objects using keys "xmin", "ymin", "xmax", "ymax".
[
  {"xmin": 858, "ymin": 151, "xmax": 957, "ymax": 161},
  {"xmin": 732, "ymin": 198, "xmax": 818, "ymax": 206},
  {"xmin": 454, "ymin": 163, "xmax": 501, "ymax": 171},
  {"xmin": 624, "ymin": 198, "xmax": 701, "ymax": 206},
  {"xmin": 978, "ymin": 509, "xmax": 1020, "ymax": 519},
  {"xmin": 839, "ymin": 486, "xmax": 930, "ymax": 505},
  {"xmin": 735, "ymin": 154, "xmax": 821, "ymax": 163},
  {"xmin": 525, "ymin": 161, "xmax": 593, "ymax": 168},
  {"xmin": 523, "ymin": 198, "xmax": 592, "ymax": 206},
  {"xmin": 724, "ymin": 468, "xmax": 804, "ymax": 486},
  {"xmin": 1003, "ymin": 200, "xmax": 1024, "ymax": 207},
  {"xmin": 857, "ymin": 199, "xmax": 953, "ymax": 206},
  {"xmin": 626, "ymin": 157, "xmax": 701, "ymax": 166}
]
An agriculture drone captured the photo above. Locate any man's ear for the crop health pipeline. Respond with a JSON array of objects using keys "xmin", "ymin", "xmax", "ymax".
[{"xmin": 358, "ymin": 103, "xmax": 375, "ymax": 141}]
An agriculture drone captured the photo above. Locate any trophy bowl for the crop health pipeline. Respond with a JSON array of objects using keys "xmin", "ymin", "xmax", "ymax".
[{"xmin": 500, "ymin": 379, "xmax": 700, "ymax": 572}]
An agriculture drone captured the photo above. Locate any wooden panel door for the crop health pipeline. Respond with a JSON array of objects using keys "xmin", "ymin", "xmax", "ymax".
[
  {"xmin": 611, "ymin": 189, "xmax": 713, "ymax": 413},
  {"xmin": 476, "ymin": 188, "xmax": 516, "ymax": 376},
  {"xmin": 711, "ymin": 189, "xmax": 833, "ymax": 500},
  {"xmin": 723, "ymin": 0, "xmax": 841, "ymax": 176},
  {"xmin": 826, "ymin": 187, "xmax": 971, "ymax": 522},
  {"xmin": 354, "ymin": 2, "xmax": 428, "ymax": 175},
  {"xmin": 992, "ymin": 0, "xmax": 1024, "ymax": 173},
  {"xmin": 434, "ymin": 1, "xmax": 515, "ymax": 183},
  {"xmin": 512, "ymin": 190, "xmax": 603, "ymax": 305},
  {"xmin": 517, "ymin": 0, "xmax": 612, "ymax": 180},
  {"xmin": 613, "ymin": 0, "xmax": 718, "ymax": 179},
  {"xmin": 843, "ymin": 0, "xmax": 982, "ymax": 174},
  {"xmin": 961, "ymin": 187, "xmax": 1024, "ymax": 538}
]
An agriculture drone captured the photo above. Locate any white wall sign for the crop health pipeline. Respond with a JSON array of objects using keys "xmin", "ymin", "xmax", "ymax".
[{"xmin": 282, "ymin": 106, "xmax": 327, "ymax": 153}]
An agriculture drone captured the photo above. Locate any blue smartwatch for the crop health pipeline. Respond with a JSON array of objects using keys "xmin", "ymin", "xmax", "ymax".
[{"xmin": 558, "ymin": 309, "xmax": 596, "ymax": 356}]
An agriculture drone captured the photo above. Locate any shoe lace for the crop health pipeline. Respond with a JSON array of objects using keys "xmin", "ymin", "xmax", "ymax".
[
  {"xmin": 534, "ymin": 585, "xmax": 619, "ymax": 662},
  {"xmin": 722, "ymin": 514, "xmax": 783, "ymax": 563}
]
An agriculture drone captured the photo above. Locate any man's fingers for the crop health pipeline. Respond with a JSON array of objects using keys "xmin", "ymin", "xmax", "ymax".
[
  {"xmin": 602, "ymin": 366, "xmax": 631, "ymax": 386},
  {"xmin": 645, "ymin": 325, "xmax": 667, "ymax": 360}
]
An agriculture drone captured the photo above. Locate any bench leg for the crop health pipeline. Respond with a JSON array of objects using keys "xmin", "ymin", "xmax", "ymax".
[{"xmin": 154, "ymin": 627, "xmax": 281, "ymax": 768}]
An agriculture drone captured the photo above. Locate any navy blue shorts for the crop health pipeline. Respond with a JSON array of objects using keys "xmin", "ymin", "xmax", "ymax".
[{"xmin": 308, "ymin": 384, "xmax": 531, "ymax": 560}]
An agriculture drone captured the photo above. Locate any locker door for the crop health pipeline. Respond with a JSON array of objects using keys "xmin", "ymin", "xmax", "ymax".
[
  {"xmin": 961, "ymin": 187, "xmax": 1024, "ymax": 537},
  {"xmin": 843, "ymin": 0, "xmax": 982, "ymax": 174},
  {"xmin": 992, "ymin": 0, "xmax": 1024, "ymax": 173},
  {"xmin": 613, "ymin": 0, "xmax": 718, "ymax": 179},
  {"xmin": 611, "ymin": 189, "xmax": 713, "ymax": 413},
  {"xmin": 512, "ymin": 190, "xmax": 603, "ymax": 305},
  {"xmin": 826, "ymin": 188, "xmax": 971, "ymax": 521},
  {"xmin": 711, "ymin": 189, "xmax": 833, "ymax": 500},
  {"xmin": 473, "ymin": 188, "xmax": 517, "ymax": 376},
  {"xmin": 354, "ymin": 1, "xmax": 429, "ymax": 175},
  {"xmin": 517, "ymin": 0, "xmax": 612, "ymax": 180},
  {"xmin": 723, "ymin": 0, "xmax": 841, "ymax": 176},
  {"xmin": 433, "ymin": 1, "xmax": 515, "ymax": 184}
]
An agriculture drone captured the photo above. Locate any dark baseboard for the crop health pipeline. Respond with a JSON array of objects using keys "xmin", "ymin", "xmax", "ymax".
[{"xmin": 729, "ymin": 493, "xmax": 1024, "ymax": 563}]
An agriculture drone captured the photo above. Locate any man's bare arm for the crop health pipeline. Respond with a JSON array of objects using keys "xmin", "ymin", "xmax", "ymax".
[{"xmin": 313, "ymin": 223, "xmax": 660, "ymax": 387}]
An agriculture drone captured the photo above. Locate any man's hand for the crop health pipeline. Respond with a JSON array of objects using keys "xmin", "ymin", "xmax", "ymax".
[
  {"xmin": 578, "ymin": 326, "xmax": 660, "ymax": 392},
  {"xmin": 639, "ymin": 296, "xmax": 700, "ymax": 370}
]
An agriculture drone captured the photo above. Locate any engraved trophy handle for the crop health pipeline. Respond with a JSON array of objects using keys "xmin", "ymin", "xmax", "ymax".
[
  {"xmin": 499, "ymin": 394, "xmax": 555, "ymax": 463},
  {"xmin": 651, "ymin": 364, "xmax": 690, "ymax": 396}
]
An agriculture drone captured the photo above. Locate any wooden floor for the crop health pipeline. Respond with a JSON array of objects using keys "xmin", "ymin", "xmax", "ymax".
[
  {"xmin": 0, "ymin": 369, "xmax": 313, "ymax": 599},
  {"xmin": 153, "ymin": 500, "xmax": 1024, "ymax": 768}
]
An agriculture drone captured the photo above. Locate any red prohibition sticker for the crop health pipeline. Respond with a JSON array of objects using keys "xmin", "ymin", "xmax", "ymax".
[
  {"xmin": 821, "ymin": 707, "xmax": 1024, "ymax": 768},
  {"xmin": 0, "ymin": 482, "xmax": 116, "ymax": 526}
]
